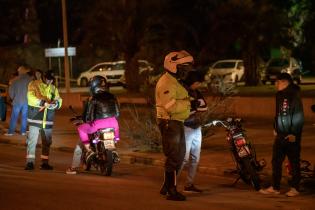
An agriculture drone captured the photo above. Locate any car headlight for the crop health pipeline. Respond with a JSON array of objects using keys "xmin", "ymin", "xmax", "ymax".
[{"xmin": 281, "ymin": 68, "xmax": 288, "ymax": 73}]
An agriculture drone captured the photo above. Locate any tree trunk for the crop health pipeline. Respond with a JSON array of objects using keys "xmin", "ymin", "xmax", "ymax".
[
  {"xmin": 125, "ymin": 55, "xmax": 140, "ymax": 92},
  {"xmin": 243, "ymin": 39, "xmax": 260, "ymax": 86}
]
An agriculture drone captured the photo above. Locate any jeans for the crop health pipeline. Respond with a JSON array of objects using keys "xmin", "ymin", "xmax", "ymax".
[
  {"xmin": 272, "ymin": 134, "xmax": 301, "ymax": 190},
  {"xmin": 70, "ymin": 141, "xmax": 83, "ymax": 168},
  {"xmin": 26, "ymin": 126, "xmax": 52, "ymax": 163},
  {"xmin": 8, "ymin": 103, "xmax": 28, "ymax": 134},
  {"xmin": 180, "ymin": 126, "xmax": 202, "ymax": 186}
]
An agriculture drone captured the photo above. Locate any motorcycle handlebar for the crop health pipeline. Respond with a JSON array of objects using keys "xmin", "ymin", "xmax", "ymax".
[{"xmin": 204, "ymin": 120, "xmax": 229, "ymax": 129}]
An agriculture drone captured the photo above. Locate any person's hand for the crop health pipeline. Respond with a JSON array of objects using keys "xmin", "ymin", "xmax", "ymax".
[
  {"xmin": 285, "ymin": 134, "xmax": 296, "ymax": 142},
  {"xmin": 273, "ymin": 129, "xmax": 277, "ymax": 136},
  {"xmin": 190, "ymin": 100, "xmax": 200, "ymax": 110}
]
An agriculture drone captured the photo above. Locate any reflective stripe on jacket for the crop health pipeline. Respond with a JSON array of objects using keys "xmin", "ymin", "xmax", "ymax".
[
  {"xmin": 155, "ymin": 72, "xmax": 190, "ymax": 122},
  {"xmin": 27, "ymin": 80, "xmax": 62, "ymax": 129}
]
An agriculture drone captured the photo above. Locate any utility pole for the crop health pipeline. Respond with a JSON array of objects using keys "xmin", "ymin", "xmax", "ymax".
[{"xmin": 61, "ymin": 0, "xmax": 70, "ymax": 93}]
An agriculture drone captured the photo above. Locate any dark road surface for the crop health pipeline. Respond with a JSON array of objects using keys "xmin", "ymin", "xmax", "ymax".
[{"xmin": 1, "ymin": 144, "xmax": 315, "ymax": 210}]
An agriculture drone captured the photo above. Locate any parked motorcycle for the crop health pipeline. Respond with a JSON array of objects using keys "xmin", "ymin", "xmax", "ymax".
[
  {"xmin": 204, "ymin": 118, "xmax": 266, "ymax": 190},
  {"xmin": 69, "ymin": 106, "xmax": 119, "ymax": 176}
]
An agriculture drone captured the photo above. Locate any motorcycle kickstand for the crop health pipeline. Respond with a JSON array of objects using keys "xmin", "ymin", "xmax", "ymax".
[{"xmin": 232, "ymin": 176, "xmax": 241, "ymax": 186}]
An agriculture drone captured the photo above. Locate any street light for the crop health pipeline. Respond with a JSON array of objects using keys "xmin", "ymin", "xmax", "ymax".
[{"xmin": 61, "ymin": 0, "xmax": 70, "ymax": 93}]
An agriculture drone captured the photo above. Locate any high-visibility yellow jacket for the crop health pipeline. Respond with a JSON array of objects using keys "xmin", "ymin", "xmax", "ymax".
[
  {"xmin": 155, "ymin": 72, "xmax": 190, "ymax": 122},
  {"xmin": 27, "ymin": 80, "xmax": 62, "ymax": 129}
]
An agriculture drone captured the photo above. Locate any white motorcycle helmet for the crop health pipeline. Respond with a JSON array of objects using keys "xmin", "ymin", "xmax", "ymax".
[{"xmin": 164, "ymin": 50, "xmax": 194, "ymax": 73}]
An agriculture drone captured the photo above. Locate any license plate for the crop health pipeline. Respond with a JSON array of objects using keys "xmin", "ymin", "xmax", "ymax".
[
  {"xmin": 103, "ymin": 140, "xmax": 115, "ymax": 149},
  {"xmin": 238, "ymin": 146, "xmax": 250, "ymax": 157},
  {"xmin": 102, "ymin": 132, "xmax": 115, "ymax": 140}
]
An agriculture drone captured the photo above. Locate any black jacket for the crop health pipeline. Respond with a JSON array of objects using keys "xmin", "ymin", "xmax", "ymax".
[
  {"xmin": 274, "ymin": 84, "xmax": 304, "ymax": 136},
  {"xmin": 83, "ymin": 91, "xmax": 119, "ymax": 123}
]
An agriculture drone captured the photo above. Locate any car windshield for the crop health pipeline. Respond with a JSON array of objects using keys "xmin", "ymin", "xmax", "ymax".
[
  {"xmin": 269, "ymin": 59, "xmax": 289, "ymax": 67},
  {"xmin": 213, "ymin": 62, "xmax": 236, "ymax": 69},
  {"xmin": 112, "ymin": 63, "xmax": 125, "ymax": 70}
]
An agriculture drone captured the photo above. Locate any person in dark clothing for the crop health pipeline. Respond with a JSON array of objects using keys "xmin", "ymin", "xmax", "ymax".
[
  {"xmin": 260, "ymin": 73, "xmax": 304, "ymax": 197},
  {"xmin": 5, "ymin": 66, "xmax": 32, "ymax": 136},
  {"xmin": 66, "ymin": 75, "xmax": 120, "ymax": 174},
  {"xmin": 156, "ymin": 50, "xmax": 193, "ymax": 201}
]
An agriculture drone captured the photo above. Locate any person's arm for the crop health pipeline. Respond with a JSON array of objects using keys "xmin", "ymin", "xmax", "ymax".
[
  {"xmin": 8, "ymin": 82, "xmax": 15, "ymax": 100},
  {"xmin": 51, "ymin": 86, "xmax": 62, "ymax": 109},
  {"xmin": 160, "ymin": 83, "xmax": 189, "ymax": 115},
  {"xmin": 114, "ymin": 97, "xmax": 120, "ymax": 118}
]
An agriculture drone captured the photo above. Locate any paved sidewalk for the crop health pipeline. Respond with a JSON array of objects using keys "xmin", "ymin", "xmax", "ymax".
[{"xmin": 1, "ymin": 109, "xmax": 315, "ymax": 179}]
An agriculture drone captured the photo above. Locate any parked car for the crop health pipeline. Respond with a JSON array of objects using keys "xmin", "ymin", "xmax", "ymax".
[
  {"xmin": 77, "ymin": 60, "xmax": 153, "ymax": 87},
  {"xmin": 205, "ymin": 59, "xmax": 244, "ymax": 84},
  {"xmin": 261, "ymin": 57, "xmax": 302, "ymax": 84}
]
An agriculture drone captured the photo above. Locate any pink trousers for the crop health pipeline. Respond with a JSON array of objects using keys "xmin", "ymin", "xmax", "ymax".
[{"xmin": 78, "ymin": 117, "xmax": 119, "ymax": 144}]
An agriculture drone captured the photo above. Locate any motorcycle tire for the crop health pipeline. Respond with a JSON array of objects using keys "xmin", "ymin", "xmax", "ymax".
[
  {"xmin": 81, "ymin": 150, "xmax": 91, "ymax": 171},
  {"xmin": 100, "ymin": 149, "xmax": 113, "ymax": 176},
  {"xmin": 239, "ymin": 157, "xmax": 261, "ymax": 191}
]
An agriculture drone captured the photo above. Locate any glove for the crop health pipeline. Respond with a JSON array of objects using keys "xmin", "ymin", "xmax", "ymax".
[{"xmin": 190, "ymin": 99, "xmax": 200, "ymax": 110}]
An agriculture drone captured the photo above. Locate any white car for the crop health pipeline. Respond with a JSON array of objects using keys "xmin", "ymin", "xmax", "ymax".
[
  {"xmin": 77, "ymin": 60, "xmax": 154, "ymax": 87},
  {"xmin": 205, "ymin": 59, "xmax": 244, "ymax": 84},
  {"xmin": 77, "ymin": 61, "xmax": 125, "ymax": 87}
]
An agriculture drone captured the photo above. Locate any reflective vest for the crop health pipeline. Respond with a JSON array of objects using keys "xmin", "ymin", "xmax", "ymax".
[
  {"xmin": 155, "ymin": 72, "xmax": 190, "ymax": 122},
  {"xmin": 27, "ymin": 80, "xmax": 62, "ymax": 129}
]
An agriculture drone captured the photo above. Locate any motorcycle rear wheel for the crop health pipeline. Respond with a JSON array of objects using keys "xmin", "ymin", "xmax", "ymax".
[
  {"xmin": 100, "ymin": 149, "xmax": 113, "ymax": 176},
  {"xmin": 239, "ymin": 157, "xmax": 261, "ymax": 191}
]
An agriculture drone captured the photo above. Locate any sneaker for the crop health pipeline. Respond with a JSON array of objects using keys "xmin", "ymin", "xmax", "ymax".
[
  {"xmin": 40, "ymin": 163, "xmax": 53, "ymax": 170},
  {"xmin": 24, "ymin": 162, "xmax": 34, "ymax": 170},
  {"xmin": 286, "ymin": 188, "xmax": 299, "ymax": 197},
  {"xmin": 183, "ymin": 184, "xmax": 203, "ymax": 193},
  {"xmin": 66, "ymin": 167, "xmax": 79, "ymax": 175},
  {"xmin": 85, "ymin": 151, "xmax": 96, "ymax": 163},
  {"xmin": 4, "ymin": 133, "xmax": 13, "ymax": 136},
  {"xmin": 259, "ymin": 186, "xmax": 280, "ymax": 195}
]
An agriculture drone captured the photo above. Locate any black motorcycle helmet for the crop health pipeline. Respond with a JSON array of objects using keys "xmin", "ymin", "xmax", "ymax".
[
  {"xmin": 43, "ymin": 70, "xmax": 55, "ymax": 84},
  {"xmin": 89, "ymin": 75, "xmax": 109, "ymax": 95}
]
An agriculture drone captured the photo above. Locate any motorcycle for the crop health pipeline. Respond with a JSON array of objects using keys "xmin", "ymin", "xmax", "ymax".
[
  {"xmin": 204, "ymin": 118, "xmax": 266, "ymax": 190},
  {"xmin": 69, "ymin": 106, "xmax": 119, "ymax": 176}
]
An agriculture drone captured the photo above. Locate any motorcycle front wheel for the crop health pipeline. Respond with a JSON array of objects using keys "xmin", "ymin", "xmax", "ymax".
[
  {"xmin": 239, "ymin": 157, "xmax": 261, "ymax": 191},
  {"xmin": 99, "ymin": 149, "xmax": 113, "ymax": 176}
]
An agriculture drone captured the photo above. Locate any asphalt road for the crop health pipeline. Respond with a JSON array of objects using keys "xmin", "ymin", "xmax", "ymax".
[{"xmin": 1, "ymin": 144, "xmax": 314, "ymax": 210}]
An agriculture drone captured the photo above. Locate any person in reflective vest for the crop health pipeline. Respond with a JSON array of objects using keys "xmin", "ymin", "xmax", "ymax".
[
  {"xmin": 25, "ymin": 70, "xmax": 62, "ymax": 170},
  {"xmin": 156, "ymin": 50, "xmax": 194, "ymax": 201}
]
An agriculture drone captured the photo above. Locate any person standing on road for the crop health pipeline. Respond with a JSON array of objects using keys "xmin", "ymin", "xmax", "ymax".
[
  {"xmin": 66, "ymin": 75, "xmax": 120, "ymax": 174},
  {"xmin": 178, "ymin": 71, "xmax": 208, "ymax": 193},
  {"xmin": 156, "ymin": 50, "xmax": 194, "ymax": 201},
  {"xmin": 25, "ymin": 70, "xmax": 62, "ymax": 170},
  {"xmin": 260, "ymin": 73, "xmax": 304, "ymax": 197},
  {"xmin": 5, "ymin": 66, "xmax": 32, "ymax": 136}
]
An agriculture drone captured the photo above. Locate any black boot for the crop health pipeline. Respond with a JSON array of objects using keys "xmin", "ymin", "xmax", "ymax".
[
  {"xmin": 160, "ymin": 171, "xmax": 168, "ymax": 196},
  {"xmin": 40, "ymin": 159, "xmax": 53, "ymax": 170},
  {"xmin": 166, "ymin": 171, "xmax": 186, "ymax": 201}
]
